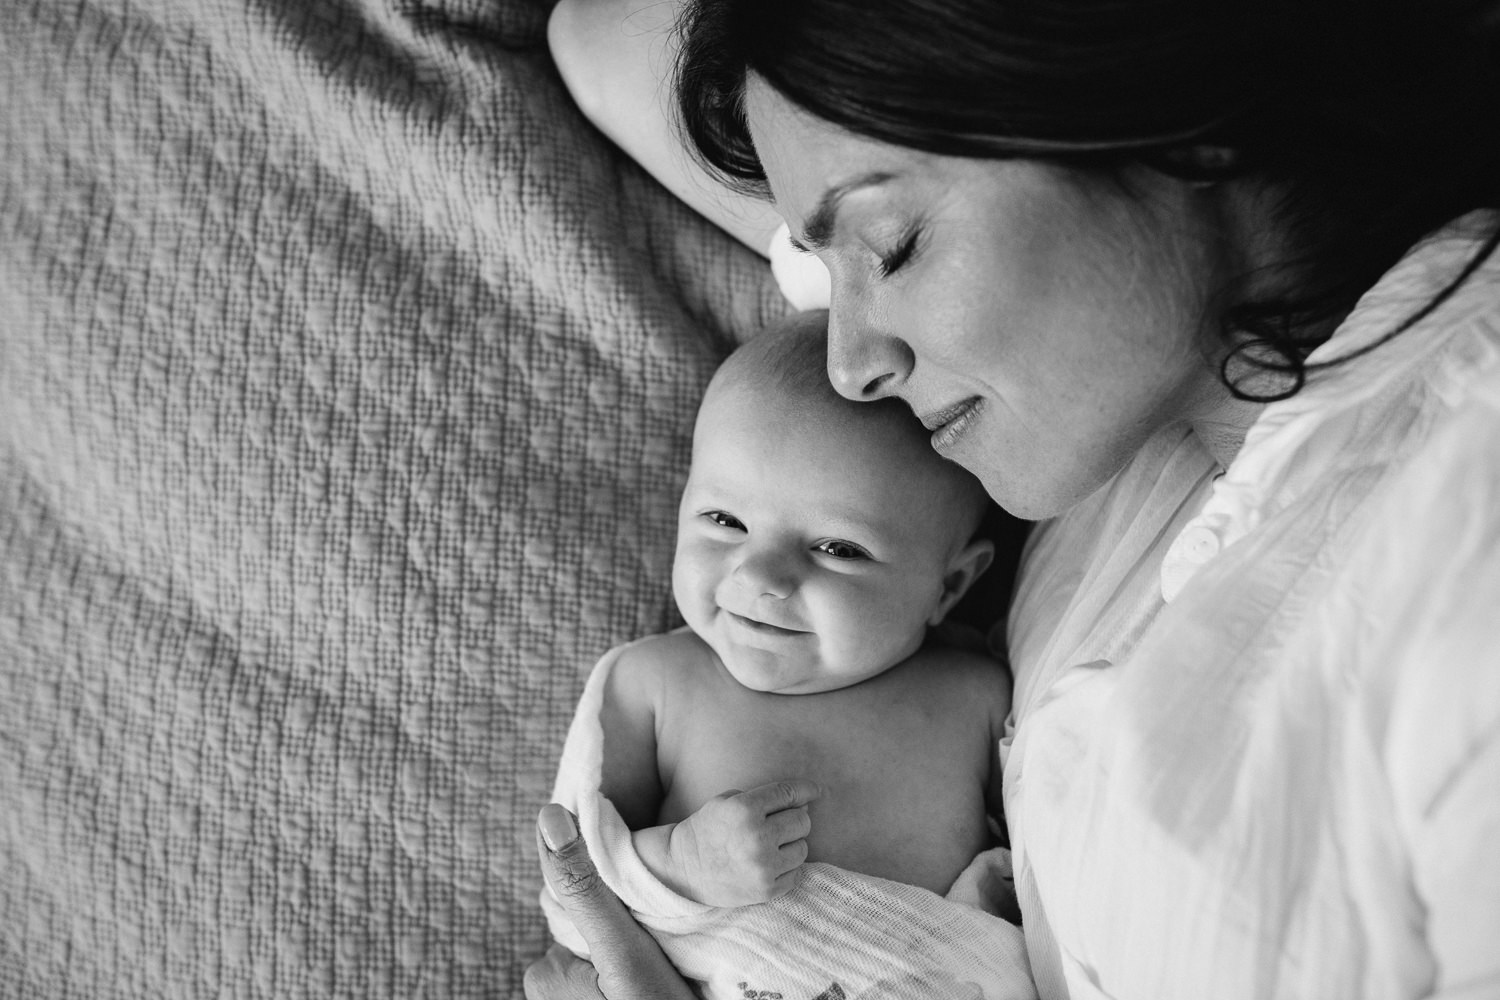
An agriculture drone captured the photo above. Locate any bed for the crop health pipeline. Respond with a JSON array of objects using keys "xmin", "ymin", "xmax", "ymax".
[{"xmin": 0, "ymin": 0, "xmax": 786, "ymax": 994}]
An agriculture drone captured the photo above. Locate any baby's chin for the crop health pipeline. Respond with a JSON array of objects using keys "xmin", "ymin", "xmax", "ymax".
[
  {"xmin": 716, "ymin": 646, "xmax": 893, "ymax": 697},
  {"xmin": 712, "ymin": 646, "xmax": 827, "ymax": 696},
  {"xmin": 717, "ymin": 653, "xmax": 819, "ymax": 695}
]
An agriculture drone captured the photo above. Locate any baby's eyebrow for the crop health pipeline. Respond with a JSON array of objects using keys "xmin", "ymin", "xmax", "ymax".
[{"xmin": 795, "ymin": 171, "xmax": 895, "ymax": 252}]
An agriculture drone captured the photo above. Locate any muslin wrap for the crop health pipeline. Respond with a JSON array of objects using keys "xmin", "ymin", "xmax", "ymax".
[{"xmin": 542, "ymin": 640, "xmax": 1038, "ymax": 1000}]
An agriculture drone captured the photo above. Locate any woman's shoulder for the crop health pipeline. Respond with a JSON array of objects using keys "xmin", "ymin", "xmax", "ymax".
[
  {"xmin": 1341, "ymin": 358, "xmax": 1500, "ymax": 670},
  {"xmin": 1328, "ymin": 375, "xmax": 1500, "ymax": 874}
]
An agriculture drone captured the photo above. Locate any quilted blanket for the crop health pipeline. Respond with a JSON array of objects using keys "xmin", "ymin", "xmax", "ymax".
[{"xmin": 0, "ymin": 0, "xmax": 786, "ymax": 996}]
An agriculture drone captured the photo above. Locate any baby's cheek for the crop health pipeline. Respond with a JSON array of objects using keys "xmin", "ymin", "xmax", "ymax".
[
  {"xmin": 827, "ymin": 583, "xmax": 920, "ymax": 658},
  {"xmin": 670, "ymin": 552, "xmax": 708, "ymax": 626}
]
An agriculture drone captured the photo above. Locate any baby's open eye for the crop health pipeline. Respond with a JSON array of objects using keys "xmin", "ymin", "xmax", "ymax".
[
  {"xmin": 816, "ymin": 539, "xmax": 870, "ymax": 560},
  {"xmin": 703, "ymin": 511, "xmax": 746, "ymax": 531}
]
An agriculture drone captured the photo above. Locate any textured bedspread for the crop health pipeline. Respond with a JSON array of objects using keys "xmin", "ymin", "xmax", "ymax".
[{"xmin": 0, "ymin": 0, "xmax": 784, "ymax": 995}]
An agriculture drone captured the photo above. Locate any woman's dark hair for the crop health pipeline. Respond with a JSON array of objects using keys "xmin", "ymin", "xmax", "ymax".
[{"xmin": 675, "ymin": 0, "xmax": 1500, "ymax": 400}]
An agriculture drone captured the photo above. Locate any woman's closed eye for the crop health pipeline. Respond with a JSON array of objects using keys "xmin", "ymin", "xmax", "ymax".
[
  {"xmin": 877, "ymin": 228, "xmax": 922, "ymax": 277},
  {"xmin": 815, "ymin": 539, "xmax": 871, "ymax": 560}
]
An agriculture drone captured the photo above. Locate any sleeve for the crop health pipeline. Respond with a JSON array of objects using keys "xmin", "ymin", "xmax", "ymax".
[{"xmin": 1367, "ymin": 388, "xmax": 1500, "ymax": 997}]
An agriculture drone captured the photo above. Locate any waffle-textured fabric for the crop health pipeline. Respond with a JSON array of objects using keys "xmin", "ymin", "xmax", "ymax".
[
  {"xmin": 541, "ymin": 637, "xmax": 1036, "ymax": 1000},
  {"xmin": 0, "ymin": 0, "xmax": 786, "ymax": 996}
]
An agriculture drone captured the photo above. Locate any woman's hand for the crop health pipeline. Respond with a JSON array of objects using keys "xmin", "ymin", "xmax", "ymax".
[{"xmin": 524, "ymin": 804, "xmax": 698, "ymax": 1000}]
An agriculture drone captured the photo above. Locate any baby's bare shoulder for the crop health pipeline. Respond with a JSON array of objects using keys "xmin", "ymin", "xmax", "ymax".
[
  {"xmin": 608, "ymin": 629, "xmax": 715, "ymax": 694},
  {"xmin": 907, "ymin": 642, "xmax": 1009, "ymax": 682},
  {"xmin": 899, "ymin": 644, "xmax": 1013, "ymax": 714}
]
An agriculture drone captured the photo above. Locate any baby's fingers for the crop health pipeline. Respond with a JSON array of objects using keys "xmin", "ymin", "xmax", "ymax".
[
  {"xmin": 777, "ymin": 835, "xmax": 809, "ymax": 873},
  {"xmin": 740, "ymin": 779, "xmax": 821, "ymax": 817},
  {"xmin": 765, "ymin": 803, "xmax": 812, "ymax": 846},
  {"xmin": 769, "ymin": 859, "xmax": 807, "ymax": 899}
]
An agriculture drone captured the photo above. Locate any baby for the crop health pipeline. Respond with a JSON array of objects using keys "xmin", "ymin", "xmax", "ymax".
[{"xmin": 543, "ymin": 313, "xmax": 1034, "ymax": 999}]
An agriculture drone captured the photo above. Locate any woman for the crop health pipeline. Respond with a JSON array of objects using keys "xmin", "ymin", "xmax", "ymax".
[{"xmin": 532, "ymin": 0, "xmax": 1500, "ymax": 996}]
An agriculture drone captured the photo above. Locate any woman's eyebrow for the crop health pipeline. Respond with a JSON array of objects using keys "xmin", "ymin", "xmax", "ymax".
[{"xmin": 792, "ymin": 171, "xmax": 896, "ymax": 252}]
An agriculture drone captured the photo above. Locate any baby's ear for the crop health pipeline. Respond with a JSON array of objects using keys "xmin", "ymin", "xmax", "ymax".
[{"xmin": 928, "ymin": 538, "xmax": 995, "ymax": 627}]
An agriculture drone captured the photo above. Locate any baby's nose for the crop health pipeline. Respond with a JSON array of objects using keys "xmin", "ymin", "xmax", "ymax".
[{"xmin": 733, "ymin": 545, "xmax": 798, "ymax": 599}]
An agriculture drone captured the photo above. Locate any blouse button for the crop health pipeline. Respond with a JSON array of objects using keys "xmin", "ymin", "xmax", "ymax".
[
  {"xmin": 1161, "ymin": 517, "xmax": 1231, "ymax": 602},
  {"xmin": 1178, "ymin": 524, "xmax": 1222, "ymax": 563}
]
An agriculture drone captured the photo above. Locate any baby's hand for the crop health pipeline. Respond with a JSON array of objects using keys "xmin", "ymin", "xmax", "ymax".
[{"xmin": 668, "ymin": 779, "xmax": 820, "ymax": 907}]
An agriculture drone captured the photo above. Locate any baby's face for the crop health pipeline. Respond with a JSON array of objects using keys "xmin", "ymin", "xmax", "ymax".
[{"xmin": 672, "ymin": 379, "xmax": 973, "ymax": 695}]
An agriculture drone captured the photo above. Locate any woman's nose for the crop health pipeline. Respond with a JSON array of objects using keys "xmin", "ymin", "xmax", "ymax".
[{"xmin": 826, "ymin": 307, "xmax": 912, "ymax": 402}]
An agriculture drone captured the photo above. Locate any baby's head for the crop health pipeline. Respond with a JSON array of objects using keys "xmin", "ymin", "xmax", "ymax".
[{"xmin": 673, "ymin": 312, "xmax": 995, "ymax": 695}]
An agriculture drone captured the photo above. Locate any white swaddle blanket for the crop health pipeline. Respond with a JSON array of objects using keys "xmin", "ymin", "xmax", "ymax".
[{"xmin": 542, "ymin": 642, "xmax": 1038, "ymax": 1000}]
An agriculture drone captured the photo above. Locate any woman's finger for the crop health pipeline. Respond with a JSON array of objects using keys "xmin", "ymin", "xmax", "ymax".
[
  {"xmin": 534, "ymin": 804, "xmax": 697, "ymax": 999},
  {"xmin": 536, "ymin": 805, "xmax": 637, "ymax": 952},
  {"xmin": 524, "ymin": 944, "xmax": 606, "ymax": 1000}
]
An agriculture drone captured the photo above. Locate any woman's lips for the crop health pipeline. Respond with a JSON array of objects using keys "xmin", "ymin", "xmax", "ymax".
[{"xmin": 921, "ymin": 397, "xmax": 983, "ymax": 452}]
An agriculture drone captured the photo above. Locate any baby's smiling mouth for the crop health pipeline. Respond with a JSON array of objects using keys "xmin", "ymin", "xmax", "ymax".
[{"xmin": 726, "ymin": 611, "xmax": 807, "ymax": 636}]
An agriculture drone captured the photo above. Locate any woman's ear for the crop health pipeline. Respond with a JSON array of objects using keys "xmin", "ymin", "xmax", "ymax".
[
  {"xmin": 1153, "ymin": 143, "xmax": 1243, "ymax": 183},
  {"xmin": 928, "ymin": 538, "xmax": 996, "ymax": 627}
]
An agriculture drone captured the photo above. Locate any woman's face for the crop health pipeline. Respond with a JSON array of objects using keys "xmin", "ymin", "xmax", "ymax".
[{"xmin": 744, "ymin": 76, "xmax": 1239, "ymax": 519}]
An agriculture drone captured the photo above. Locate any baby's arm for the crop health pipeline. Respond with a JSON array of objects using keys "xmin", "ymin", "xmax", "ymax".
[
  {"xmin": 633, "ymin": 780, "xmax": 820, "ymax": 907},
  {"xmin": 597, "ymin": 645, "xmax": 667, "ymax": 831},
  {"xmin": 547, "ymin": 0, "xmax": 784, "ymax": 254}
]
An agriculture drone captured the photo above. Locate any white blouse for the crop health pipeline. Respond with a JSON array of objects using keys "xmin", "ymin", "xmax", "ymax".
[{"xmin": 1003, "ymin": 213, "xmax": 1500, "ymax": 1000}]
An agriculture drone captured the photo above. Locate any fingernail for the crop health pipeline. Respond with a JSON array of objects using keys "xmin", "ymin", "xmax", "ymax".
[{"xmin": 539, "ymin": 805, "xmax": 578, "ymax": 852}]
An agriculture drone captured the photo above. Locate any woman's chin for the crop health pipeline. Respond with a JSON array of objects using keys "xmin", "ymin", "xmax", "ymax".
[{"xmin": 976, "ymin": 451, "xmax": 1124, "ymax": 521}]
